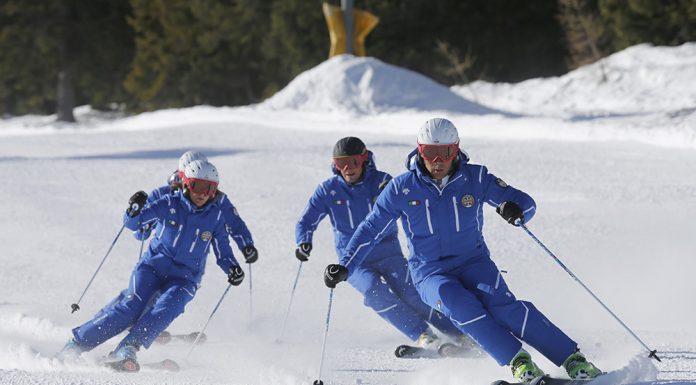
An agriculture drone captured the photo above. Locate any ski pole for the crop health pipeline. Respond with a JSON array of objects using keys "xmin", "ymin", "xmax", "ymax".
[
  {"xmin": 313, "ymin": 288, "xmax": 334, "ymax": 385},
  {"xmin": 248, "ymin": 263, "xmax": 253, "ymax": 322},
  {"xmin": 71, "ymin": 223, "xmax": 127, "ymax": 313},
  {"xmin": 186, "ymin": 283, "xmax": 233, "ymax": 359},
  {"xmin": 520, "ymin": 223, "xmax": 661, "ymax": 362},
  {"xmin": 278, "ymin": 261, "xmax": 304, "ymax": 342}
]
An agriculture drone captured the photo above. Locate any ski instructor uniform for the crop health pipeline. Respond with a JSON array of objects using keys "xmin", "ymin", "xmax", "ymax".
[
  {"xmin": 296, "ymin": 137, "xmax": 467, "ymax": 348},
  {"xmin": 61, "ymin": 160, "xmax": 245, "ymax": 371},
  {"xmin": 322, "ymin": 119, "xmax": 602, "ymax": 383}
]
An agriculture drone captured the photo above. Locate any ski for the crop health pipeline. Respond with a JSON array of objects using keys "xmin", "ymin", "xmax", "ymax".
[
  {"xmin": 437, "ymin": 342, "xmax": 483, "ymax": 358},
  {"xmin": 154, "ymin": 330, "xmax": 207, "ymax": 345},
  {"xmin": 143, "ymin": 358, "xmax": 180, "ymax": 372},
  {"xmin": 103, "ymin": 358, "xmax": 180, "ymax": 373},
  {"xmin": 395, "ymin": 342, "xmax": 482, "ymax": 359},
  {"xmin": 491, "ymin": 374, "xmax": 598, "ymax": 385},
  {"xmin": 104, "ymin": 357, "xmax": 140, "ymax": 372},
  {"xmin": 394, "ymin": 344, "xmax": 439, "ymax": 358}
]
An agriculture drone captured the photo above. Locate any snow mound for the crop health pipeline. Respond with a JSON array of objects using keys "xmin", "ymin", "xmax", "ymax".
[
  {"xmin": 259, "ymin": 55, "xmax": 501, "ymax": 115},
  {"xmin": 590, "ymin": 355, "xmax": 659, "ymax": 385},
  {"xmin": 453, "ymin": 43, "xmax": 696, "ymax": 118}
]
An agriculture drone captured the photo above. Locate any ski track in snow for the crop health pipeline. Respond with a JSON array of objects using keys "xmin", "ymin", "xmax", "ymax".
[{"xmin": 1, "ymin": 43, "xmax": 695, "ymax": 385}]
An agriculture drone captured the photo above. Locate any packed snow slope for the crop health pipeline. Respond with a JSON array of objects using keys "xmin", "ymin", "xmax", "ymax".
[{"xmin": 0, "ymin": 43, "xmax": 695, "ymax": 385}]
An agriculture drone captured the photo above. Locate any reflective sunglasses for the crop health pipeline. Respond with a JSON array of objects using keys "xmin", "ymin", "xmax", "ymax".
[
  {"xmin": 418, "ymin": 144, "xmax": 459, "ymax": 162},
  {"xmin": 333, "ymin": 154, "xmax": 368, "ymax": 169}
]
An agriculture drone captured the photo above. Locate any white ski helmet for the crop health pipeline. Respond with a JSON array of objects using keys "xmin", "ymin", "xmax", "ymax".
[
  {"xmin": 183, "ymin": 160, "xmax": 219, "ymax": 196},
  {"xmin": 178, "ymin": 150, "xmax": 208, "ymax": 172},
  {"xmin": 184, "ymin": 160, "xmax": 219, "ymax": 183},
  {"xmin": 417, "ymin": 118, "xmax": 460, "ymax": 145}
]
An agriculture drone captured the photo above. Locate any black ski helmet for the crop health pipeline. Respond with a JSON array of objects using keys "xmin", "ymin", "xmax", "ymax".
[{"xmin": 333, "ymin": 137, "xmax": 366, "ymax": 157}]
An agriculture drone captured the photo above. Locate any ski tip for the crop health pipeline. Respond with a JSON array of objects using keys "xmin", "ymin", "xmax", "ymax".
[
  {"xmin": 313, "ymin": 380, "xmax": 324, "ymax": 385},
  {"xmin": 490, "ymin": 381, "xmax": 511, "ymax": 385},
  {"xmin": 394, "ymin": 345, "xmax": 409, "ymax": 358}
]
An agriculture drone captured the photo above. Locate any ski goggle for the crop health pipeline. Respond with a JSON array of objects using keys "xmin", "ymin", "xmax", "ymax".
[
  {"xmin": 184, "ymin": 177, "xmax": 218, "ymax": 196},
  {"xmin": 418, "ymin": 144, "xmax": 459, "ymax": 162},
  {"xmin": 333, "ymin": 154, "xmax": 368, "ymax": 169}
]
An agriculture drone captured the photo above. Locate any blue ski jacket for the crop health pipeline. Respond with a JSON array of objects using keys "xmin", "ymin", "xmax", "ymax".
[
  {"xmin": 342, "ymin": 149, "xmax": 536, "ymax": 284},
  {"xmin": 296, "ymin": 151, "xmax": 403, "ymax": 262},
  {"xmin": 133, "ymin": 186, "xmax": 254, "ymax": 252},
  {"xmin": 124, "ymin": 191, "xmax": 240, "ymax": 284}
]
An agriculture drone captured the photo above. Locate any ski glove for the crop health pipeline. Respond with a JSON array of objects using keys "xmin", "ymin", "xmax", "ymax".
[
  {"xmin": 497, "ymin": 201, "xmax": 524, "ymax": 226},
  {"xmin": 242, "ymin": 246, "xmax": 258, "ymax": 264},
  {"xmin": 295, "ymin": 243, "xmax": 312, "ymax": 262},
  {"xmin": 324, "ymin": 264, "xmax": 348, "ymax": 288},
  {"xmin": 228, "ymin": 266, "xmax": 245, "ymax": 286},
  {"xmin": 127, "ymin": 191, "xmax": 148, "ymax": 217}
]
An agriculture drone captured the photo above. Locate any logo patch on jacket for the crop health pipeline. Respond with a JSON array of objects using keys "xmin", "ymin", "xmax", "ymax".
[
  {"xmin": 407, "ymin": 200, "xmax": 421, "ymax": 206},
  {"xmin": 496, "ymin": 178, "xmax": 508, "ymax": 188},
  {"xmin": 461, "ymin": 194, "xmax": 475, "ymax": 208},
  {"xmin": 402, "ymin": 188, "xmax": 410, "ymax": 195},
  {"xmin": 170, "ymin": 208, "xmax": 176, "ymax": 214},
  {"xmin": 200, "ymin": 231, "xmax": 212, "ymax": 241}
]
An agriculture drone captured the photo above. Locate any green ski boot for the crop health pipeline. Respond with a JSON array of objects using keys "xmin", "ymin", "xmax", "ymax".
[{"xmin": 510, "ymin": 350, "xmax": 545, "ymax": 383}]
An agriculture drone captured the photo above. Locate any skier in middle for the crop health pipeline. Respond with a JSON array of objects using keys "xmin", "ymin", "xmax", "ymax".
[{"xmin": 296, "ymin": 136, "xmax": 477, "ymax": 354}]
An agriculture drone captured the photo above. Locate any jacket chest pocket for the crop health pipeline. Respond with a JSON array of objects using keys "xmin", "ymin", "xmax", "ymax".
[
  {"xmin": 330, "ymin": 199, "xmax": 357, "ymax": 230},
  {"xmin": 402, "ymin": 198, "xmax": 434, "ymax": 236}
]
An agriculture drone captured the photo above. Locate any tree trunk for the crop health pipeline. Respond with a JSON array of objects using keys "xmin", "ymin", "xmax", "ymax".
[{"xmin": 56, "ymin": 67, "xmax": 76, "ymax": 122}]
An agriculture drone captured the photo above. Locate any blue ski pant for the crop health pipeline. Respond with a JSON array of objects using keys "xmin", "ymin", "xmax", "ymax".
[
  {"xmin": 348, "ymin": 255, "xmax": 462, "ymax": 341},
  {"xmin": 73, "ymin": 263, "xmax": 197, "ymax": 350},
  {"xmin": 415, "ymin": 254, "xmax": 577, "ymax": 366}
]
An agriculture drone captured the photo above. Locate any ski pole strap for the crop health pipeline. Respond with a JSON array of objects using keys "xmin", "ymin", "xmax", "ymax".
[{"xmin": 520, "ymin": 223, "xmax": 661, "ymax": 362}]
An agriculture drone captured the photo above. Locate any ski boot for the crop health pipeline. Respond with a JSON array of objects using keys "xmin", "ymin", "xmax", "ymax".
[
  {"xmin": 510, "ymin": 349, "xmax": 545, "ymax": 383},
  {"xmin": 563, "ymin": 350, "xmax": 602, "ymax": 379},
  {"xmin": 416, "ymin": 328, "xmax": 439, "ymax": 348},
  {"xmin": 55, "ymin": 338, "xmax": 85, "ymax": 362},
  {"xmin": 106, "ymin": 342, "xmax": 140, "ymax": 372}
]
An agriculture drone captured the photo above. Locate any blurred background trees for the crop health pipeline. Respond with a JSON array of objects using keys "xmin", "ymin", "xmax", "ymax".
[{"xmin": 1, "ymin": 0, "xmax": 694, "ymax": 119}]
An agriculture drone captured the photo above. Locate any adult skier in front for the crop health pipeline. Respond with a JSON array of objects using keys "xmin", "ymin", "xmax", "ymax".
[
  {"xmin": 322, "ymin": 119, "xmax": 603, "ymax": 383},
  {"xmin": 296, "ymin": 137, "xmax": 476, "ymax": 352},
  {"xmin": 58, "ymin": 160, "xmax": 245, "ymax": 371}
]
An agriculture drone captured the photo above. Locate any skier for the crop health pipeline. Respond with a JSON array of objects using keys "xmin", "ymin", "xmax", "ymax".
[
  {"xmin": 58, "ymin": 160, "xmax": 245, "ymax": 371},
  {"xmin": 135, "ymin": 150, "xmax": 258, "ymax": 263},
  {"xmin": 322, "ymin": 119, "xmax": 603, "ymax": 383},
  {"xmin": 296, "ymin": 136, "xmax": 476, "ymax": 352},
  {"xmin": 95, "ymin": 150, "xmax": 257, "ymax": 322}
]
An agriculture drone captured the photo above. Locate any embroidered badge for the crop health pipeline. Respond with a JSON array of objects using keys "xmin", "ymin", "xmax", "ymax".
[
  {"xmin": 461, "ymin": 194, "xmax": 475, "ymax": 208},
  {"xmin": 496, "ymin": 178, "xmax": 508, "ymax": 188},
  {"xmin": 330, "ymin": 190, "xmax": 337, "ymax": 196},
  {"xmin": 402, "ymin": 188, "xmax": 410, "ymax": 195},
  {"xmin": 407, "ymin": 200, "xmax": 421, "ymax": 206},
  {"xmin": 200, "ymin": 231, "xmax": 212, "ymax": 241},
  {"xmin": 170, "ymin": 208, "xmax": 176, "ymax": 214}
]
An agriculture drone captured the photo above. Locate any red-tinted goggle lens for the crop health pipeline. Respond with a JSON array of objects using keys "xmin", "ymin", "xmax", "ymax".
[
  {"xmin": 186, "ymin": 178, "xmax": 218, "ymax": 196},
  {"xmin": 418, "ymin": 144, "xmax": 458, "ymax": 162},
  {"xmin": 333, "ymin": 154, "xmax": 367, "ymax": 169}
]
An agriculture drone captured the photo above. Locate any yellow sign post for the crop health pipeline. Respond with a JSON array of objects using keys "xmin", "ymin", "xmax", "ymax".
[{"xmin": 322, "ymin": 2, "xmax": 379, "ymax": 58}]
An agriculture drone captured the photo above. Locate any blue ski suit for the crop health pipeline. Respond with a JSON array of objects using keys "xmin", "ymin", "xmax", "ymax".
[
  {"xmin": 73, "ymin": 191, "xmax": 241, "ymax": 350},
  {"xmin": 341, "ymin": 149, "xmax": 577, "ymax": 366},
  {"xmin": 134, "ymin": 185, "xmax": 254, "ymax": 252},
  {"xmin": 296, "ymin": 152, "xmax": 461, "ymax": 341}
]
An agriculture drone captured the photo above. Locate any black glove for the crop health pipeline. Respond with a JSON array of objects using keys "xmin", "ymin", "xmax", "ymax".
[
  {"xmin": 127, "ymin": 191, "xmax": 148, "ymax": 217},
  {"xmin": 242, "ymin": 246, "xmax": 258, "ymax": 264},
  {"xmin": 295, "ymin": 243, "xmax": 312, "ymax": 262},
  {"xmin": 496, "ymin": 201, "xmax": 524, "ymax": 225},
  {"xmin": 324, "ymin": 264, "xmax": 348, "ymax": 288},
  {"xmin": 228, "ymin": 266, "xmax": 245, "ymax": 286}
]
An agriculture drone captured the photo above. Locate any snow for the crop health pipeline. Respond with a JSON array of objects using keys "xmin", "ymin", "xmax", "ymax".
[{"xmin": 1, "ymin": 43, "xmax": 695, "ymax": 385}]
